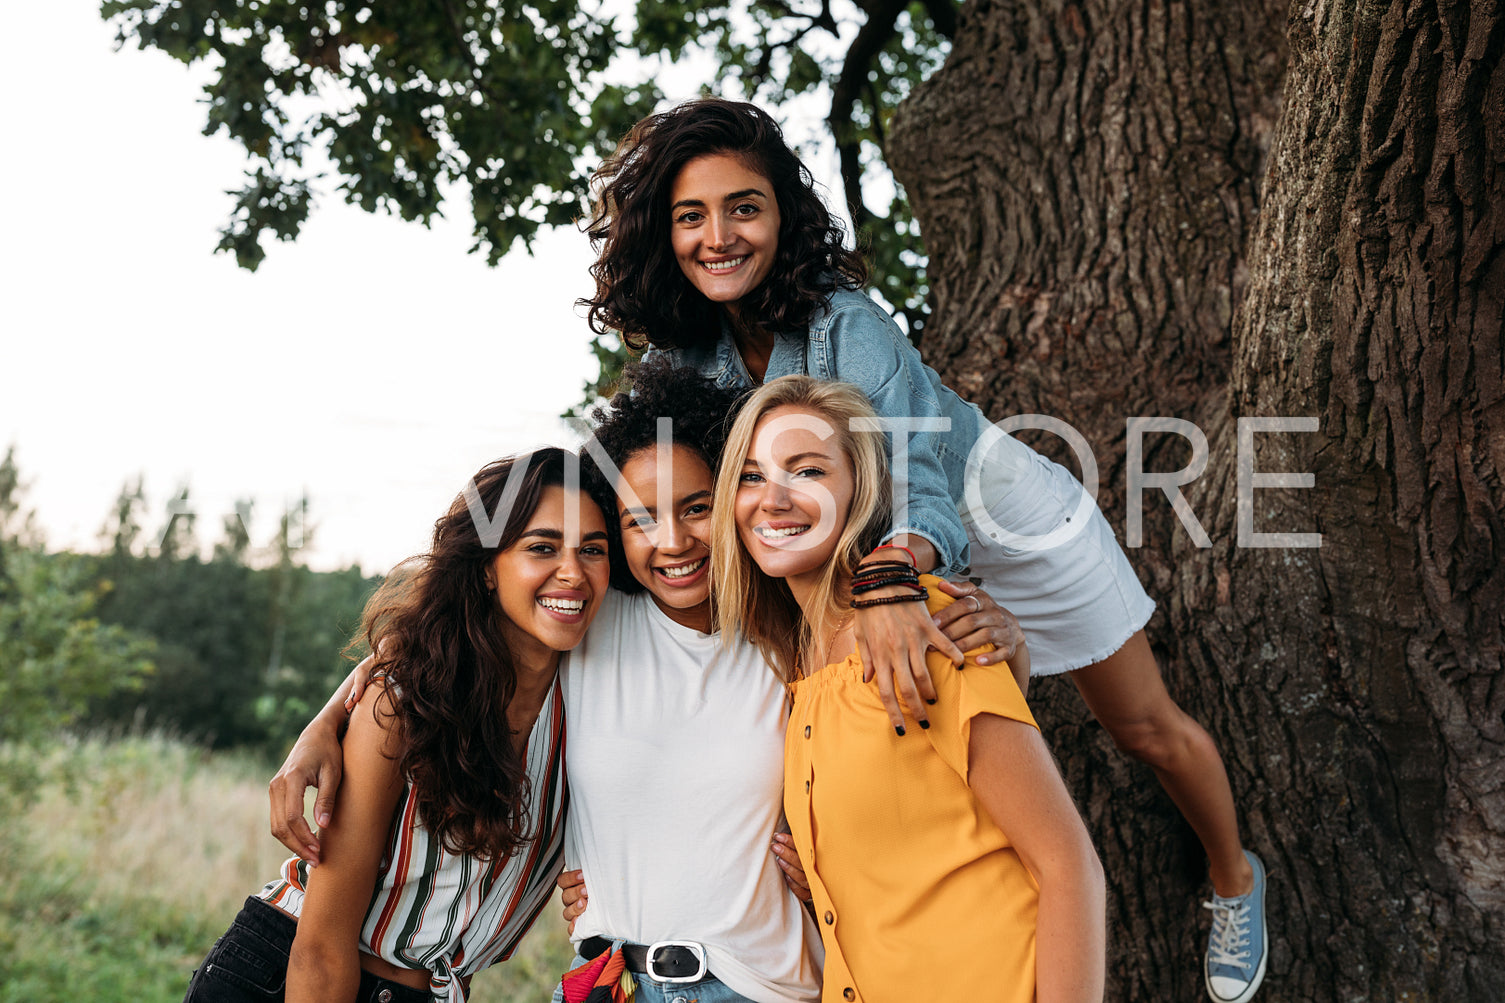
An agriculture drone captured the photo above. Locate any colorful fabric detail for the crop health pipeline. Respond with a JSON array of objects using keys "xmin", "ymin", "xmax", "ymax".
[{"xmin": 560, "ymin": 942, "xmax": 635, "ymax": 1003}]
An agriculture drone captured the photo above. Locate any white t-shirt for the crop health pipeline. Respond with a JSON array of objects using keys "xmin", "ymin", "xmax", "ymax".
[{"xmin": 560, "ymin": 590, "xmax": 823, "ymax": 1003}]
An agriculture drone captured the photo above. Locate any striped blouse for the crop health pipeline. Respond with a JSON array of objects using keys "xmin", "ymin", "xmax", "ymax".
[{"xmin": 259, "ymin": 677, "xmax": 568, "ymax": 1002}]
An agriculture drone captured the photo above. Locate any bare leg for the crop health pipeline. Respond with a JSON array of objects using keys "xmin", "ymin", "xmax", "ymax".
[{"xmin": 1070, "ymin": 630, "xmax": 1253, "ymax": 897}]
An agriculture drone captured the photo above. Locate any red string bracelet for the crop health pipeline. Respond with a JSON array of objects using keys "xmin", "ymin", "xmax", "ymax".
[{"xmin": 869, "ymin": 543, "xmax": 917, "ymax": 567}]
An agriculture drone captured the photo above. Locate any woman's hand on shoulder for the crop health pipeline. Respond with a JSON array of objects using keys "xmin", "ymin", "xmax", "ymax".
[
  {"xmin": 853, "ymin": 598, "xmax": 956, "ymax": 734},
  {"xmin": 930, "ymin": 580, "xmax": 1024, "ymax": 665},
  {"xmin": 850, "ymin": 541, "xmax": 964, "ymax": 735},
  {"xmin": 930, "ymin": 580, "xmax": 1030, "ymax": 694},
  {"xmin": 268, "ymin": 658, "xmax": 387, "ymax": 864}
]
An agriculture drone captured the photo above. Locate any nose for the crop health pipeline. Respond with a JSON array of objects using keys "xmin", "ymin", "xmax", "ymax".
[
  {"xmin": 706, "ymin": 213, "xmax": 731, "ymax": 251},
  {"xmin": 759, "ymin": 475, "xmax": 792, "ymax": 512},
  {"xmin": 659, "ymin": 515, "xmax": 690, "ymax": 553},
  {"xmin": 556, "ymin": 547, "xmax": 586, "ymax": 586}
]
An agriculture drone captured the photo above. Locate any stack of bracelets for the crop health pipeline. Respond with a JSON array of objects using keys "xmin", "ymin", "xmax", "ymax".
[{"xmin": 851, "ymin": 545, "xmax": 928, "ymax": 609}]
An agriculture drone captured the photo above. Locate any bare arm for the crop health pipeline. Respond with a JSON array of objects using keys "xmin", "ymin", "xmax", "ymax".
[
  {"xmin": 286, "ymin": 681, "xmax": 405, "ymax": 1003},
  {"xmin": 969, "ymin": 713, "xmax": 1105, "ymax": 1003}
]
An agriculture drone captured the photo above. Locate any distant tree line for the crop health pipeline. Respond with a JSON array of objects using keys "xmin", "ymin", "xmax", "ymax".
[{"xmin": 0, "ymin": 447, "xmax": 380, "ymax": 764}]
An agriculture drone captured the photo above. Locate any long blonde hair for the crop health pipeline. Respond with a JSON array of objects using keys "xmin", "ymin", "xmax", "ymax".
[{"xmin": 712, "ymin": 376, "xmax": 891, "ymax": 682}]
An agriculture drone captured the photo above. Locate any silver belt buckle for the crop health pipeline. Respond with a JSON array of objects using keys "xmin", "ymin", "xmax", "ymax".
[{"xmin": 645, "ymin": 940, "xmax": 707, "ymax": 984}]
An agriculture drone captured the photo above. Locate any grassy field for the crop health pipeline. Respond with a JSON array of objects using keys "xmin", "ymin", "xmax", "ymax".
[{"xmin": 0, "ymin": 733, "xmax": 576, "ymax": 1002}]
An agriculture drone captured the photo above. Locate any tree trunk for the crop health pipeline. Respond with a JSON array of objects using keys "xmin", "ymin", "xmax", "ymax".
[{"xmin": 890, "ymin": 0, "xmax": 1504, "ymax": 999}]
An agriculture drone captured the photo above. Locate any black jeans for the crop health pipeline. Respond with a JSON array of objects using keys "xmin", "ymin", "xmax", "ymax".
[{"xmin": 183, "ymin": 896, "xmax": 435, "ymax": 1002}]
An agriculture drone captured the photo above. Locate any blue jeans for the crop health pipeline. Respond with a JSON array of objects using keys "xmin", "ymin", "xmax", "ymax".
[
  {"xmin": 551, "ymin": 949, "xmax": 760, "ymax": 1003},
  {"xmin": 183, "ymin": 896, "xmax": 435, "ymax": 1002}
]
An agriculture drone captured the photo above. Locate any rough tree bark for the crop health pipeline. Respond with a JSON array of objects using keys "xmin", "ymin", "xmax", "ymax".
[{"xmin": 890, "ymin": 0, "xmax": 1503, "ymax": 999}]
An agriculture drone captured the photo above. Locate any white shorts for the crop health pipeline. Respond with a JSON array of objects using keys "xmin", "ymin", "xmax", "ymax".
[{"xmin": 958, "ymin": 432, "xmax": 1155, "ymax": 676}]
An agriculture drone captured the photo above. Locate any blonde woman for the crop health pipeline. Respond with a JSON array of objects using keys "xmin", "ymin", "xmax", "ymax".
[{"xmin": 711, "ymin": 376, "xmax": 1106, "ymax": 1003}]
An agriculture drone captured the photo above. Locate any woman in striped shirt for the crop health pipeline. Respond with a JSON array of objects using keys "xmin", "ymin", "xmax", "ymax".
[{"xmin": 184, "ymin": 448, "xmax": 612, "ymax": 1003}]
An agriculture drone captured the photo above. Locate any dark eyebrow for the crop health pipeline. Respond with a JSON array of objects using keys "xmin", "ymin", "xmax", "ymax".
[
  {"xmin": 670, "ymin": 188, "xmax": 768, "ymax": 211},
  {"xmin": 519, "ymin": 528, "xmax": 609, "ymax": 542},
  {"xmin": 620, "ymin": 489, "xmax": 712, "ymax": 520}
]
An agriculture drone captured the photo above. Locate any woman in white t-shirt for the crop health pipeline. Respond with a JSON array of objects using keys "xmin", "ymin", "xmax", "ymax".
[
  {"xmin": 267, "ymin": 361, "xmax": 1019, "ymax": 1003},
  {"xmin": 551, "ymin": 361, "xmax": 1016, "ymax": 1003}
]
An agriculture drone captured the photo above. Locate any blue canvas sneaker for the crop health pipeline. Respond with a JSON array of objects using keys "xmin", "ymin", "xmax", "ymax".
[{"xmin": 1203, "ymin": 850, "xmax": 1268, "ymax": 1003}]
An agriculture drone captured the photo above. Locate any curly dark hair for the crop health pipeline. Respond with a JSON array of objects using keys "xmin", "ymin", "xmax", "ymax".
[
  {"xmin": 581, "ymin": 98, "xmax": 868, "ymax": 351},
  {"xmin": 357, "ymin": 448, "xmax": 598, "ymax": 860},
  {"xmin": 583, "ymin": 357, "xmax": 746, "ymax": 593}
]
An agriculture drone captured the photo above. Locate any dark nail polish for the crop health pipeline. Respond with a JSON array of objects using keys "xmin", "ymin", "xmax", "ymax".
[
  {"xmin": 895, "ymin": 725, "xmax": 906, "ymax": 737},
  {"xmin": 919, "ymin": 719, "xmax": 931, "ymax": 729},
  {"xmin": 926, "ymin": 698, "xmax": 936, "ymax": 705}
]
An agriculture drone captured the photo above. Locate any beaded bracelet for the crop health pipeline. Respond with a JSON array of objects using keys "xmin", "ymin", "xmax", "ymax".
[
  {"xmin": 852, "ymin": 591, "xmax": 931, "ymax": 609},
  {"xmin": 853, "ymin": 559, "xmax": 914, "ymax": 573},
  {"xmin": 852, "ymin": 578, "xmax": 926, "ymax": 596},
  {"xmin": 852, "ymin": 559, "xmax": 919, "ymax": 575},
  {"xmin": 854, "ymin": 566, "xmax": 921, "ymax": 581},
  {"xmin": 852, "ymin": 572, "xmax": 921, "ymax": 591}
]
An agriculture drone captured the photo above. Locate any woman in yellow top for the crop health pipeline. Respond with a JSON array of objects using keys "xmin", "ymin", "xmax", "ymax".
[{"xmin": 711, "ymin": 375, "xmax": 1107, "ymax": 1003}]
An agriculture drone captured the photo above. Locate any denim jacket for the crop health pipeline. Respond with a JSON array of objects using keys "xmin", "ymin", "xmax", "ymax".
[{"xmin": 653, "ymin": 288, "xmax": 989, "ymax": 575}]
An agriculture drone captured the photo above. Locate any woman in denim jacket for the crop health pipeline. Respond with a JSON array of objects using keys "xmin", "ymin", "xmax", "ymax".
[{"xmin": 582, "ymin": 98, "xmax": 1269, "ymax": 1003}]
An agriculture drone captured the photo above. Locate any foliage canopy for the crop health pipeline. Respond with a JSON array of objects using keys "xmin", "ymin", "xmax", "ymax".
[{"xmin": 102, "ymin": 0, "xmax": 955, "ymax": 337}]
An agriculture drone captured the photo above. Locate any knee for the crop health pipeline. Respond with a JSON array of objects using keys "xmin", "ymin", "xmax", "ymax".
[{"xmin": 1103, "ymin": 704, "xmax": 1204, "ymax": 768}]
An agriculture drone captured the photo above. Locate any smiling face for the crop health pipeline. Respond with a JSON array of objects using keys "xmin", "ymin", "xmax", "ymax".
[
  {"xmin": 615, "ymin": 443, "xmax": 715, "ymax": 631},
  {"xmin": 669, "ymin": 152, "xmax": 782, "ymax": 312},
  {"xmin": 489, "ymin": 485, "xmax": 612, "ymax": 666},
  {"xmin": 733, "ymin": 405, "xmax": 856, "ymax": 602}
]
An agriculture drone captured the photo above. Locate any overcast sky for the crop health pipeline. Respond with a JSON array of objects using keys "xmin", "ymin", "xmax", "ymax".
[{"xmin": 1, "ymin": 4, "xmax": 847, "ymax": 573}]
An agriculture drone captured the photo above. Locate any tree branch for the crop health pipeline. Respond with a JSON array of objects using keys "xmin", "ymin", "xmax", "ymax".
[
  {"xmin": 756, "ymin": 0, "xmax": 839, "ymax": 34},
  {"xmin": 828, "ymin": 0, "xmax": 907, "ymax": 233}
]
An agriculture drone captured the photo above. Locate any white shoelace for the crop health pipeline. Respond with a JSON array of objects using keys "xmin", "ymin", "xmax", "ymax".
[{"xmin": 1203, "ymin": 897, "xmax": 1252, "ymax": 969}]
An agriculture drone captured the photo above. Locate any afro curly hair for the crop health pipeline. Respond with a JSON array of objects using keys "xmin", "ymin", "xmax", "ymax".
[{"xmin": 584, "ymin": 356, "xmax": 746, "ymax": 594}]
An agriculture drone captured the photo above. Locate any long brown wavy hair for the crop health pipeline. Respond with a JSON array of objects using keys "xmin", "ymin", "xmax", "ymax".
[
  {"xmin": 357, "ymin": 448, "xmax": 594, "ymax": 860},
  {"xmin": 581, "ymin": 98, "xmax": 868, "ymax": 351}
]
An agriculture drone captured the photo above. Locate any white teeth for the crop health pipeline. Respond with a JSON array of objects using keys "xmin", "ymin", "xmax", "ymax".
[
  {"xmin": 702, "ymin": 256, "xmax": 746, "ymax": 272},
  {"xmin": 758, "ymin": 525, "xmax": 809, "ymax": 539},
  {"xmin": 659, "ymin": 558, "xmax": 706, "ymax": 579},
  {"xmin": 538, "ymin": 598, "xmax": 584, "ymax": 612}
]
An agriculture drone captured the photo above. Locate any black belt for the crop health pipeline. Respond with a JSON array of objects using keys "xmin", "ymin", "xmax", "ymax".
[{"xmin": 579, "ymin": 936, "xmax": 709, "ymax": 981}]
